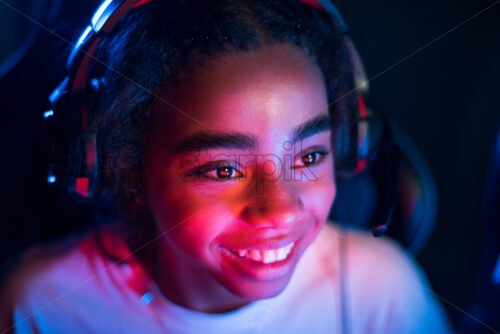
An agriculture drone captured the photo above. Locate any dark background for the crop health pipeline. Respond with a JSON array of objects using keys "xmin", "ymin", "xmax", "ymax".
[{"xmin": 1, "ymin": 0, "xmax": 499, "ymax": 332}]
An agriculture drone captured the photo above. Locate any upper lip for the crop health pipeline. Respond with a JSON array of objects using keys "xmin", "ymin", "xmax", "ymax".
[{"xmin": 221, "ymin": 232, "xmax": 302, "ymax": 251}]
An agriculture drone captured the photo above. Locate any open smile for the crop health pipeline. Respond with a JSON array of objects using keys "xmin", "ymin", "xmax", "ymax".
[
  {"xmin": 220, "ymin": 238, "xmax": 302, "ymax": 281},
  {"xmin": 229, "ymin": 241, "xmax": 295, "ymax": 264}
]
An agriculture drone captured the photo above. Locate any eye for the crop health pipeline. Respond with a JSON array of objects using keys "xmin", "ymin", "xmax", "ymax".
[
  {"xmin": 293, "ymin": 150, "xmax": 330, "ymax": 168},
  {"xmin": 190, "ymin": 162, "xmax": 244, "ymax": 181}
]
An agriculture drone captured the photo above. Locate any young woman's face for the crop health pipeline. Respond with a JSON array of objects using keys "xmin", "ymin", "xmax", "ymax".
[{"xmin": 143, "ymin": 43, "xmax": 336, "ymax": 306}]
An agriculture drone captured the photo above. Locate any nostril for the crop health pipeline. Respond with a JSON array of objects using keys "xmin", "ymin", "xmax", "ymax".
[
  {"xmin": 240, "ymin": 206, "xmax": 273, "ymax": 228},
  {"xmin": 296, "ymin": 196, "xmax": 304, "ymax": 210},
  {"xmin": 240, "ymin": 195, "xmax": 304, "ymax": 227}
]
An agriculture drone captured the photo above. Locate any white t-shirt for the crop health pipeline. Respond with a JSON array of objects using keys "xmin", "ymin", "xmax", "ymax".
[{"xmin": 1, "ymin": 222, "xmax": 451, "ymax": 333}]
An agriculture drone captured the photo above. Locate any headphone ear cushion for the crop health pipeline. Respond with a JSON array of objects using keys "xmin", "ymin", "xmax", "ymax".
[
  {"xmin": 330, "ymin": 168, "xmax": 378, "ymax": 225},
  {"xmin": 334, "ymin": 114, "xmax": 358, "ymax": 177},
  {"xmin": 333, "ymin": 115, "xmax": 352, "ymax": 168},
  {"xmin": 334, "ymin": 93, "xmax": 376, "ymax": 179}
]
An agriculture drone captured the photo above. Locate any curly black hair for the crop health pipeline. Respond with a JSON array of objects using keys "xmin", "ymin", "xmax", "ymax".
[{"xmin": 82, "ymin": 0, "xmax": 356, "ymax": 254}]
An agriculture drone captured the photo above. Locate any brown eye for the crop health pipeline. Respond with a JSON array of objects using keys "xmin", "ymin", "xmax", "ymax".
[
  {"xmin": 216, "ymin": 166, "xmax": 234, "ymax": 179},
  {"xmin": 301, "ymin": 152, "xmax": 318, "ymax": 166},
  {"xmin": 293, "ymin": 149, "xmax": 330, "ymax": 169},
  {"xmin": 190, "ymin": 162, "xmax": 243, "ymax": 181}
]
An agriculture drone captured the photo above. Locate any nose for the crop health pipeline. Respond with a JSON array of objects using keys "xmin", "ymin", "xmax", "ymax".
[{"xmin": 240, "ymin": 178, "xmax": 304, "ymax": 229}]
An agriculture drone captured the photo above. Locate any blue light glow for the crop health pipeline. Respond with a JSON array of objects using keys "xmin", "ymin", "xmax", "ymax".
[
  {"xmin": 497, "ymin": 131, "xmax": 500, "ymax": 156},
  {"xmin": 91, "ymin": 0, "xmax": 113, "ymax": 30},
  {"xmin": 47, "ymin": 175, "xmax": 56, "ymax": 183},
  {"xmin": 90, "ymin": 78, "xmax": 100, "ymax": 90},
  {"xmin": 140, "ymin": 292, "xmax": 153, "ymax": 305},
  {"xmin": 76, "ymin": 26, "xmax": 93, "ymax": 48},
  {"xmin": 49, "ymin": 77, "xmax": 69, "ymax": 105},
  {"xmin": 493, "ymin": 253, "xmax": 500, "ymax": 285},
  {"xmin": 43, "ymin": 110, "xmax": 54, "ymax": 118}
]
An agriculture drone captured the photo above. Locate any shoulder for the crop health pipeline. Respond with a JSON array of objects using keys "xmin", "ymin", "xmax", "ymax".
[
  {"xmin": 0, "ymin": 228, "xmax": 118, "ymax": 332},
  {"xmin": 4, "ymin": 229, "xmax": 101, "ymax": 295},
  {"xmin": 318, "ymin": 222, "xmax": 417, "ymax": 272},
  {"xmin": 320, "ymin": 222, "xmax": 431, "ymax": 288},
  {"xmin": 320, "ymin": 222, "xmax": 451, "ymax": 333},
  {"xmin": 1, "ymin": 227, "xmax": 161, "ymax": 333}
]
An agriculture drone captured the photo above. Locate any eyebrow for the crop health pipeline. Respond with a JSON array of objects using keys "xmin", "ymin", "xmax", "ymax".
[
  {"xmin": 291, "ymin": 113, "xmax": 332, "ymax": 143},
  {"xmin": 176, "ymin": 113, "xmax": 331, "ymax": 153},
  {"xmin": 176, "ymin": 132, "xmax": 258, "ymax": 152}
]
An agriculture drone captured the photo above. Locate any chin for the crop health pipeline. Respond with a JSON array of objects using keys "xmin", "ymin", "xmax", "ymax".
[{"xmin": 219, "ymin": 273, "xmax": 292, "ymax": 301}]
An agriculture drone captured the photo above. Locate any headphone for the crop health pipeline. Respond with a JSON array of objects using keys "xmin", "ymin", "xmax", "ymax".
[{"xmin": 42, "ymin": 0, "xmax": 399, "ymax": 237}]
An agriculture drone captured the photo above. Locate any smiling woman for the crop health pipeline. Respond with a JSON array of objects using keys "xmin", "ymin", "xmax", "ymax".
[{"xmin": 0, "ymin": 0, "xmax": 451, "ymax": 333}]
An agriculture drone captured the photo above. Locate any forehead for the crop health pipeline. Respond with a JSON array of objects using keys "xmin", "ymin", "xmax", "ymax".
[{"xmin": 150, "ymin": 43, "xmax": 328, "ymax": 142}]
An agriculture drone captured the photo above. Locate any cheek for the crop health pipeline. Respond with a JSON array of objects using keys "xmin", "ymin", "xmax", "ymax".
[
  {"xmin": 163, "ymin": 213, "xmax": 223, "ymax": 257},
  {"xmin": 298, "ymin": 163, "xmax": 336, "ymax": 221},
  {"xmin": 146, "ymin": 177, "xmax": 236, "ymax": 256},
  {"xmin": 302, "ymin": 183, "xmax": 336, "ymax": 222}
]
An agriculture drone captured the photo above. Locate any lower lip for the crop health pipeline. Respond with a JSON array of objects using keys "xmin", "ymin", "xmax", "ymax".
[{"xmin": 219, "ymin": 240, "xmax": 301, "ymax": 281}]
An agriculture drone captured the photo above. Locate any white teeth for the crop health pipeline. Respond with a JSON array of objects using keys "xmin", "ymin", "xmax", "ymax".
[
  {"xmin": 276, "ymin": 248, "xmax": 287, "ymax": 261},
  {"xmin": 249, "ymin": 249, "xmax": 262, "ymax": 261},
  {"xmin": 237, "ymin": 249, "xmax": 248, "ymax": 257},
  {"xmin": 284, "ymin": 243, "xmax": 293, "ymax": 255},
  {"xmin": 231, "ymin": 241, "xmax": 295, "ymax": 264},
  {"xmin": 262, "ymin": 250, "xmax": 276, "ymax": 264}
]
